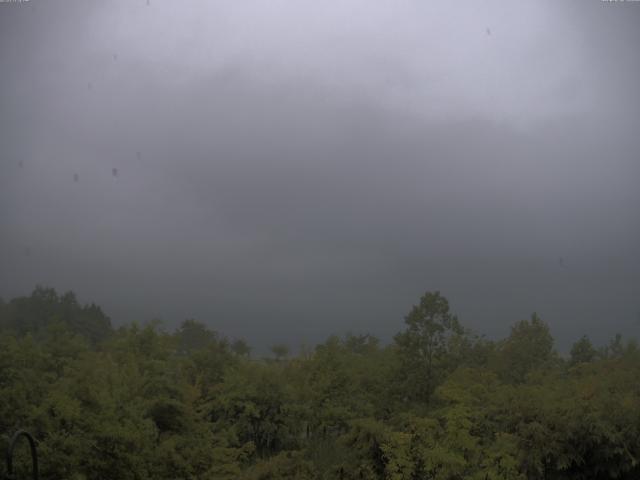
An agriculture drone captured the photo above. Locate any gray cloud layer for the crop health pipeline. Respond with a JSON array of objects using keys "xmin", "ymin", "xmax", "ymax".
[{"xmin": 1, "ymin": 0, "xmax": 639, "ymax": 351}]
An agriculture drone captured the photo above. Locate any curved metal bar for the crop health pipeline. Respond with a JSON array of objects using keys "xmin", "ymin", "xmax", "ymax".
[{"xmin": 5, "ymin": 430, "xmax": 39, "ymax": 480}]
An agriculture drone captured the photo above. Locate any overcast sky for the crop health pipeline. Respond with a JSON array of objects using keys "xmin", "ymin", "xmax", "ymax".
[{"xmin": 1, "ymin": 0, "xmax": 639, "ymax": 352}]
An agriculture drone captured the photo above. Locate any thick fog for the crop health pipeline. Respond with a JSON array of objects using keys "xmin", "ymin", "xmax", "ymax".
[{"xmin": 1, "ymin": 0, "xmax": 639, "ymax": 351}]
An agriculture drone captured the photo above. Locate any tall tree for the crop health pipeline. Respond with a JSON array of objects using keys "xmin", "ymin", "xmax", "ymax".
[
  {"xmin": 176, "ymin": 319, "xmax": 216, "ymax": 353},
  {"xmin": 493, "ymin": 313, "xmax": 554, "ymax": 383},
  {"xmin": 394, "ymin": 291, "xmax": 463, "ymax": 405},
  {"xmin": 569, "ymin": 335, "xmax": 597, "ymax": 365},
  {"xmin": 271, "ymin": 344, "xmax": 290, "ymax": 361}
]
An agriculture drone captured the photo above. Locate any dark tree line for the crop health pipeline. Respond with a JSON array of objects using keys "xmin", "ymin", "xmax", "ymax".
[{"xmin": 0, "ymin": 287, "xmax": 638, "ymax": 479}]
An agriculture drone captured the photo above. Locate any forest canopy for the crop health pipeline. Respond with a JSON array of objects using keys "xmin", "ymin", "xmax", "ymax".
[{"xmin": 0, "ymin": 286, "xmax": 638, "ymax": 479}]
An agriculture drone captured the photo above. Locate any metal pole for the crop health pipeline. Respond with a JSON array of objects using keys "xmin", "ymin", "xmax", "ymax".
[{"xmin": 5, "ymin": 430, "xmax": 39, "ymax": 480}]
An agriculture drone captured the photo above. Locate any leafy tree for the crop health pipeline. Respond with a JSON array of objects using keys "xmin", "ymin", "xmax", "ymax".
[
  {"xmin": 343, "ymin": 333, "xmax": 380, "ymax": 355},
  {"xmin": 570, "ymin": 335, "xmax": 597, "ymax": 365},
  {"xmin": 394, "ymin": 291, "xmax": 464, "ymax": 404},
  {"xmin": 271, "ymin": 344, "xmax": 290, "ymax": 361},
  {"xmin": 232, "ymin": 339, "xmax": 252, "ymax": 357},
  {"xmin": 241, "ymin": 450, "xmax": 315, "ymax": 480},
  {"xmin": 176, "ymin": 318, "xmax": 217, "ymax": 353},
  {"xmin": 208, "ymin": 362, "xmax": 301, "ymax": 457},
  {"xmin": 600, "ymin": 333, "xmax": 625, "ymax": 359},
  {"xmin": 0, "ymin": 286, "xmax": 112, "ymax": 344},
  {"xmin": 492, "ymin": 313, "xmax": 554, "ymax": 384}
]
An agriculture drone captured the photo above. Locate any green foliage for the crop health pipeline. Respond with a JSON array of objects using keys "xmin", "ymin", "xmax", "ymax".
[
  {"xmin": 270, "ymin": 344, "xmax": 290, "ymax": 361},
  {"xmin": 0, "ymin": 287, "xmax": 638, "ymax": 479},
  {"xmin": 394, "ymin": 291, "xmax": 465, "ymax": 404},
  {"xmin": 0, "ymin": 286, "xmax": 112, "ymax": 344},
  {"xmin": 176, "ymin": 318, "xmax": 218, "ymax": 353},
  {"xmin": 241, "ymin": 450, "xmax": 316, "ymax": 480},
  {"xmin": 491, "ymin": 313, "xmax": 555, "ymax": 384},
  {"xmin": 570, "ymin": 335, "xmax": 597, "ymax": 365},
  {"xmin": 232, "ymin": 338, "xmax": 252, "ymax": 357}
]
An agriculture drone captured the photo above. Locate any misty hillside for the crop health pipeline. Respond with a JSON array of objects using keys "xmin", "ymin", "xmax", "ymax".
[{"xmin": 1, "ymin": 287, "xmax": 639, "ymax": 479}]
